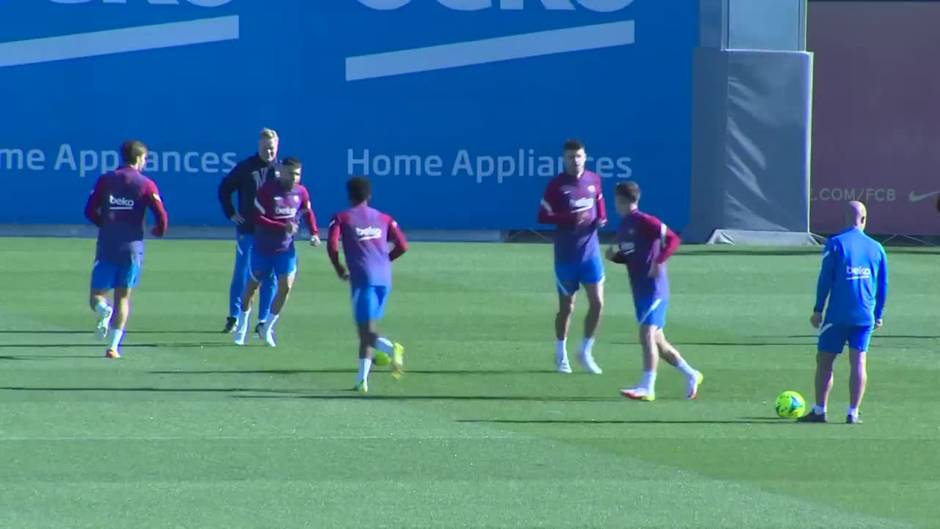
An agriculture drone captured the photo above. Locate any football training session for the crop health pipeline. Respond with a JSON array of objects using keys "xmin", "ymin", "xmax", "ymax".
[{"xmin": 1, "ymin": 1, "xmax": 938, "ymax": 528}]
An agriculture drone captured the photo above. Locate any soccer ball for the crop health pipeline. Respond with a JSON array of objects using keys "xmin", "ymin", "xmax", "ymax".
[
  {"xmin": 373, "ymin": 351, "xmax": 391, "ymax": 367},
  {"xmin": 775, "ymin": 390, "xmax": 806, "ymax": 419}
]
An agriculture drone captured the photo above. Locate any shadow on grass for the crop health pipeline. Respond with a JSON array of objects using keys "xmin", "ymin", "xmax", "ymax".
[
  {"xmin": 0, "ymin": 342, "xmax": 229, "ymax": 349},
  {"xmin": 0, "ymin": 330, "xmax": 219, "ymax": 335},
  {"xmin": 0, "ymin": 386, "xmax": 614, "ymax": 403},
  {"xmin": 457, "ymin": 417, "xmax": 788, "ymax": 425},
  {"xmin": 149, "ymin": 368, "xmax": 559, "ymax": 376}
]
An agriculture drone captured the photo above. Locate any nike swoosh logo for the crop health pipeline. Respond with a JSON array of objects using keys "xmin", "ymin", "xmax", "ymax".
[{"xmin": 909, "ymin": 190, "xmax": 940, "ymax": 202}]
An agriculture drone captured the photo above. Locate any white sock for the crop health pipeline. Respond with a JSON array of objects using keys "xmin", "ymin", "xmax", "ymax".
[
  {"xmin": 640, "ymin": 370, "xmax": 656, "ymax": 390},
  {"xmin": 94, "ymin": 300, "xmax": 110, "ymax": 316},
  {"xmin": 357, "ymin": 358, "xmax": 373, "ymax": 384},
  {"xmin": 813, "ymin": 404, "xmax": 826, "ymax": 415},
  {"xmin": 374, "ymin": 337, "xmax": 394, "ymax": 354},
  {"xmin": 109, "ymin": 328, "xmax": 125, "ymax": 351},
  {"xmin": 238, "ymin": 310, "xmax": 251, "ymax": 327},
  {"xmin": 675, "ymin": 359, "xmax": 697, "ymax": 379},
  {"xmin": 556, "ymin": 339, "xmax": 568, "ymax": 359},
  {"xmin": 848, "ymin": 406, "xmax": 859, "ymax": 418},
  {"xmin": 581, "ymin": 337, "xmax": 595, "ymax": 357},
  {"xmin": 267, "ymin": 313, "xmax": 280, "ymax": 330}
]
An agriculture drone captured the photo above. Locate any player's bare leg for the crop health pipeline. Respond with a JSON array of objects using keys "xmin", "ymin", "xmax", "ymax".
[
  {"xmin": 655, "ymin": 330, "xmax": 703, "ymax": 399},
  {"xmin": 847, "ymin": 349, "xmax": 867, "ymax": 423},
  {"xmin": 621, "ymin": 324, "xmax": 659, "ymax": 401},
  {"xmin": 555, "ymin": 292, "xmax": 575, "ymax": 373},
  {"xmin": 578, "ymin": 282, "xmax": 604, "ymax": 374},
  {"xmin": 354, "ymin": 322, "xmax": 376, "ymax": 393},
  {"xmin": 233, "ymin": 277, "xmax": 261, "ymax": 345},
  {"xmin": 90, "ymin": 289, "xmax": 113, "ymax": 341},
  {"xmin": 801, "ymin": 351, "xmax": 836, "ymax": 422},
  {"xmin": 104, "ymin": 287, "xmax": 132, "ymax": 358},
  {"xmin": 260, "ymin": 273, "xmax": 294, "ymax": 348}
]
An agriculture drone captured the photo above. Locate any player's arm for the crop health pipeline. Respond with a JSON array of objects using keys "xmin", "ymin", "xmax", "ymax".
[
  {"xmin": 595, "ymin": 186, "xmax": 608, "ymax": 228},
  {"xmin": 144, "ymin": 182, "xmax": 168, "ymax": 237},
  {"xmin": 387, "ymin": 218, "xmax": 409, "ymax": 262},
  {"xmin": 301, "ymin": 188, "xmax": 320, "ymax": 246},
  {"xmin": 217, "ymin": 162, "xmax": 244, "ymax": 224},
  {"xmin": 83, "ymin": 177, "xmax": 106, "ymax": 227},
  {"xmin": 252, "ymin": 187, "xmax": 290, "ymax": 232},
  {"xmin": 812, "ymin": 242, "xmax": 836, "ymax": 328},
  {"xmin": 605, "ymin": 245, "xmax": 629, "ymax": 264},
  {"xmin": 654, "ymin": 221, "xmax": 680, "ymax": 264},
  {"xmin": 640, "ymin": 216, "xmax": 680, "ymax": 277},
  {"xmin": 537, "ymin": 182, "xmax": 577, "ymax": 226},
  {"xmin": 326, "ymin": 217, "xmax": 348, "ymax": 280},
  {"xmin": 874, "ymin": 248, "xmax": 888, "ymax": 327}
]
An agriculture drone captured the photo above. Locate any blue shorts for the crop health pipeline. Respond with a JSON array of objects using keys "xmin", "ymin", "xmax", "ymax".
[
  {"xmin": 90, "ymin": 256, "xmax": 142, "ymax": 290},
  {"xmin": 250, "ymin": 246, "xmax": 297, "ymax": 281},
  {"xmin": 635, "ymin": 297, "xmax": 668, "ymax": 328},
  {"xmin": 351, "ymin": 285, "xmax": 390, "ymax": 324},
  {"xmin": 555, "ymin": 255, "xmax": 605, "ymax": 296},
  {"xmin": 818, "ymin": 323, "xmax": 874, "ymax": 354}
]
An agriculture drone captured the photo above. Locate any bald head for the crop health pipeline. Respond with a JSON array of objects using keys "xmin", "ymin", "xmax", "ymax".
[{"xmin": 845, "ymin": 201, "xmax": 867, "ymax": 230}]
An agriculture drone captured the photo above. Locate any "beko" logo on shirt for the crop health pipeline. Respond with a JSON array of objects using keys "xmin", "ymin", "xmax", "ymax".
[
  {"xmin": 846, "ymin": 266, "xmax": 872, "ymax": 280},
  {"xmin": 570, "ymin": 197, "xmax": 595, "ymax": 212},
  {"xmin": 109, "ymin": 195, "xmax": 134, "ymax": 210},
  {"xmin": 355, "ymin": 227, "xmax": 383, "ymax": 241}
]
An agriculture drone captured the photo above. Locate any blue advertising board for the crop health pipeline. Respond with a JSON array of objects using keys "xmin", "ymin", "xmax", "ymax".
[{"xmin": 0, "ymin": 0, "xmax": 696, "ymax": 230}]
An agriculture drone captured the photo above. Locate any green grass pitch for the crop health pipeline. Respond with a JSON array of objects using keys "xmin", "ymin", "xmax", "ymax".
[{"xmin": 1, "ymin": 237, "xmax": 938, "ymax": 529}]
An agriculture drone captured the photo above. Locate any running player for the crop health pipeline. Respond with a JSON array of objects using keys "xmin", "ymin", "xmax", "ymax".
[
  {"xmin": 537, "ymin": 139, "xmax": 606, "ymax": 375},
  {"xmin": 606, "ymin": 181, "xmax": 703, "ymax": 401},
  {"xmin": 327, "ymin": 177, "xmax": 407, "ymax": 394},
  {"xmin": 84, "ymin": 140, "xmax": 168, "ymax": 359},
  {"xmin": 233, "ymin": 157, "xmax": 319, "ymax": 347}
]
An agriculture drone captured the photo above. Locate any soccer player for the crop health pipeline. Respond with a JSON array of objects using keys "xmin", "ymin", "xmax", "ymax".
[
  {"xmin": 537, "ymin": 139, "xmax": 606, "ymax": 374},
  {"xmin": 217, "ymin": 128, "xmax": 281, "ymax": 335},
  {"xmin": 327, "ymin": 177, "xmax": 407, "ymax": 394},
  {"xmin": 232, "ymin": 157, "xmax": 319, "ymax": 347},
  {"xmin": 606, "ymin": 181, "xmax": 703, "ymax": 401},
  {"xmin": 84, "ymin": 140, "xmax": 168, "ymax": 359},
  {"xmin": 799, "ymin": 201, "xmax": 887, "ymax": 424}
]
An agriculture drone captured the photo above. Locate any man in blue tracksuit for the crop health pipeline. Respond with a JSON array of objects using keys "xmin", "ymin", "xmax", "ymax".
[
  {"xmin": 800, "ymin": 201, "xmax": 888, "ymax": 424},
  {"xmin": 217, "ymin": 128, "xmax": 280, "ymax": 334}
]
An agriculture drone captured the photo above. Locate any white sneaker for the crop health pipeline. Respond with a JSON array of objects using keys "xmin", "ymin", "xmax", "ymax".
[
  {"xmin": 233, "ymin": 317, "xmax": 250, "ymax": 346},
  {"xmin": 95, "ymin": 305, "xmax": 113, "ymax": 341},
  {"xmin": 620, "ymin": 386, "xmax": 656, "ymax": 402},
  {"xmin": 556, "ymin": 357, "xmax": 572, "ymax": 374},
  {"xmin": 578, "ymin": 352, "xmax": 603, "ymax": 375},
  {"xmin": 686, "ymin": 371, "xmax": 704, "ymax": 400},
  {"xmin": 260, "ymin": 321, "xmax": 277, "ymax": 348}
]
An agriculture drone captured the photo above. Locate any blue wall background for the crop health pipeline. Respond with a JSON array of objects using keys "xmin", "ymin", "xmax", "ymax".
[{"xmin": 0, "ymin": 0, "xmax": 697, "ymax": 231}]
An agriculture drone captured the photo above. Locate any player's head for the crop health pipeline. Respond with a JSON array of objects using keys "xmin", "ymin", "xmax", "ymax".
[
  {"xmin": 845, "ymin": 200, "xmax": 867, "ymax": 230},
  {"xmin": 562, "ymin": 139, "xmax": 587, "ymax": 177},
  {"xmin": 277, "ymin": 157, "xmax": 302, "ymax": 189},
  {"xmin": 347, "ymin": 176, "xmax": 372, "ymax": 206},
  {"xmin": 614, "ymin": 180, "xmax": 641, "ymax": 216},
  {"xmin": 258, "ymin": 128, "xmax": 279, "ymax": 163},
  {"xmin": 120, "ymin": 140, "xmax": 148, "ymax": 170}
]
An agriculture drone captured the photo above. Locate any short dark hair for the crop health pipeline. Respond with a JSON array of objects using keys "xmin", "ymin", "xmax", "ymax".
[
  {"xmin": 615, "ymin": 181, "xmax": 641, "ymax": 203},
  {"xmin": 563, "ymin": 138, "xmax": 585, "ymax": 152},
  {"xmin": 347, "ymin": 177, "xmax": 372, "ymax": 204},
  {"xmin": 281, "ymin": 156, "xmax": 302, "ymax": 169},
  {"xmin": 120, "ymin": 140, "xmax": 147, "ymax": 164}
]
